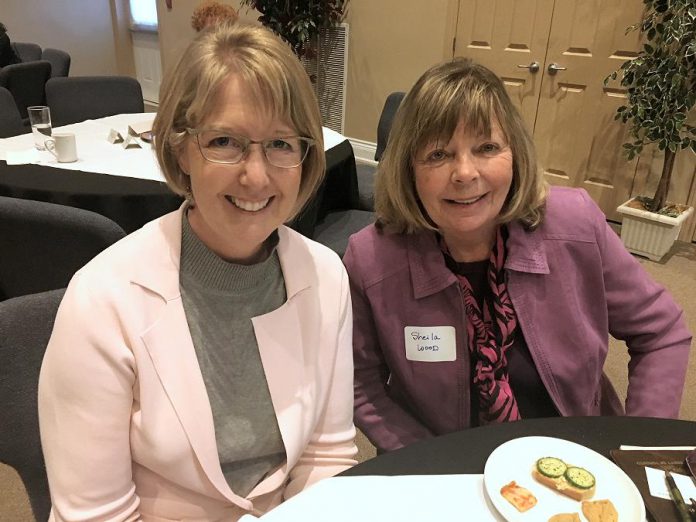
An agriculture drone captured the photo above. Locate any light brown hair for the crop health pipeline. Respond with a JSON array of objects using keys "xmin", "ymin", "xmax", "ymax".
[
  {"xmin": 153, "ymin": 23, "xmax": 325, "ymax": 221},
  {"xmin": 376, "ymin": 57, "xmax": 547, "ymax": 233}
]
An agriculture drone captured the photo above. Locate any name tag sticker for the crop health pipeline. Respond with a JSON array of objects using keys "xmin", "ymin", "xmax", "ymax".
[{"xmin": 404, "ymin": 326, "xmax": 456, "ymax": 362}]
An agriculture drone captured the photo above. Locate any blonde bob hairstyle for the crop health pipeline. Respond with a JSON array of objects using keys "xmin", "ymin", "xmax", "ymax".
[
  {"xmin": 375, "ymin": 57, "xmax": 547, "ymax": 234},
  {"xmin": 153, "ymin": 23, "xmax": 325, "ymax": 222}
]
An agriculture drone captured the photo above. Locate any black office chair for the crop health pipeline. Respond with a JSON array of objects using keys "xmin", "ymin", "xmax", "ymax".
[
  {"xmin": 0, "ymin": 61, "xmax": 52, "ymax": 121},
  {"xmin": 11, "ymin": 41, "xmax": 42, "ymax": 63},
  {"xmin": 41, "ymin": 48, "xmax": 71, "ymax": 78},
  {"xmin": 0, "ymin": 86, "xmax": 25, "ymax": 138},
  {"xmin": 0, "ymin": 197, "xmax": 126, "ymax": 301},
  {"xmin": 375, "ymin": 91, "xmax": 405, "ymax": 162},
  {"xmin": 353, "ymin": 92, "xmax": 406, "ymax": 212},
  {"xmin": 0, "ymin": 288, "xmax": 65, "ymax": 522},
  {"xmin": 45, "ymin": 76, "xmax": 144, "ymax": 126}
]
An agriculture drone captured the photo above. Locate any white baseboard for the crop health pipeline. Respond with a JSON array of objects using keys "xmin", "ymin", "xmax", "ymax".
[{"xmin": 348, "ymin": 138, "xmax": 378, "ymax": 165}]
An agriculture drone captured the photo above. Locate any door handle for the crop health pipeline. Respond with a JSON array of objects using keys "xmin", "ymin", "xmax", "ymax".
[
  {"xmin": 517, "ymin": 61, "xmax": 540, "ymax": 73},
  {"xmin": 547, "ymin": 63, "xmax": 567, "ymax": 75}
]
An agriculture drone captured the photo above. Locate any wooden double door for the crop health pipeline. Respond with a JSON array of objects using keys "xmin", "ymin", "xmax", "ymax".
[{"xmin": 453, "ymin": 0, "xmax": 696, "ymax": 236}]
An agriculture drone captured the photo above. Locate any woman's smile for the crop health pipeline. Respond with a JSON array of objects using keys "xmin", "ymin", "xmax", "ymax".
[
  {"xmin": 225, "ymin": 195, "xmax": 274, "ymax": 212},
  {"xmin": 444, "ymin": 193, "xmax": 489, "ymax": 207}
]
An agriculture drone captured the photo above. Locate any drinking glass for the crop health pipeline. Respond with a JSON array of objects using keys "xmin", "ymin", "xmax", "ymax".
[{"xmin": 27, "ymin": 106, "xmax": 52, "ymax": 151}]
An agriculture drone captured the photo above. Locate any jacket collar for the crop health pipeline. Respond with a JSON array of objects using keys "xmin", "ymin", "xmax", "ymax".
[
  {"xmin": 406, "ymin": 220, "xmax": 549, "ymax": 299},
  {"xmin": 406, "ymin": 231, "xmax": 458, "ymax": 299},
  {"xmin": 505, "ymin": 220, "xmax": 550, "ymax": 274}
]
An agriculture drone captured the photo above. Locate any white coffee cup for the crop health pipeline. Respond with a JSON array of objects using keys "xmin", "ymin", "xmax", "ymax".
[{"xmin": 45, "ymin": 133, "xmax": 78, "ymax": 163}]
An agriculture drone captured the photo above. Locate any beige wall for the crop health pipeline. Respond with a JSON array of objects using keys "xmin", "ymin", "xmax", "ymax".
[
  {"xmin": 3, "ymin": 0, "xmax": 133, "ymax": 77},
  {"xmin": 155, "ymin": 1, "xmax": 453, "ymax": 143},
  {"xmin": 110, "ymin": 0, "xmax": 137, "ymax": 78},
  {"xmin": 156, "ymin": 0, "xmax": 258, "ymax": 74},
  {"xmin": 344, "ymin": 0, "xmax": 457, "ymax": 142}
]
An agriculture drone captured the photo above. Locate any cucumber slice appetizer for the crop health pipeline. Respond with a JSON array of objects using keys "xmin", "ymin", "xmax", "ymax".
[
  {"xmin": 536, "ymin": 457, "xmax": 567, "ymax": 478},
  {"xmin": 564, "ymin": 466, "xmax": 595, "ymax": 489}
]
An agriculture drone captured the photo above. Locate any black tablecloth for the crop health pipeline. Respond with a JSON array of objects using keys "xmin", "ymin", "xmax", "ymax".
[
  {"xmin": 342, "ymin": 416, "xmax": 696, "ymax": 476},
  {"xmin": 0, "ymin": 139, "xmax": 359, "ymax": 236}
]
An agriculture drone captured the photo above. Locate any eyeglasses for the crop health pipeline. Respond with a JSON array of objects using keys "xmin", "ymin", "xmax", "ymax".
[{"xmin": 187, "ymin": 128, "xmax": 315, "ymax": 168}]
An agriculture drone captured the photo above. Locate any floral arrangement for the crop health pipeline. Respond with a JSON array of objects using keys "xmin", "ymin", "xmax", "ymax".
[{"xmin": 191, "ymin": 1, "xmax": 239, "ymax": 32}]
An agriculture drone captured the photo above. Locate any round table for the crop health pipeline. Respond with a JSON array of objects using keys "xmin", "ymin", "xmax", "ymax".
[{"xmin": 342, "ymin": 416, "xmax": 696, "ymax": 476}]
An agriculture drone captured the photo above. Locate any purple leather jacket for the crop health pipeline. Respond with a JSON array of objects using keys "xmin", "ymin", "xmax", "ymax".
[{"xmin": 343, "ymin": 187, "xmax": 692, "ymax": 452}]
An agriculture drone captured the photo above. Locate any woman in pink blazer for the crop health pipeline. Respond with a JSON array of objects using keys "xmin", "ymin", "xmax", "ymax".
[{"xmin": 38, "ymin": 24, "xmax": 357, "ymax": 521}]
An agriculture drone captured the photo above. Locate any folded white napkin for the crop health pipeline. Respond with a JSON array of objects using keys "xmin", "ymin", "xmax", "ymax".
[
  {"xmin": 618, "ymin": 445, "xmax": 696, "ymax": 501},
  {"xmin": 5, "ymin": 149, "xmax": 40, "ymax": 165}
]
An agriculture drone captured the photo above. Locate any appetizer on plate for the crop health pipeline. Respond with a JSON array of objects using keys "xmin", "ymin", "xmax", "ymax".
[
  {"xmin": 548, "ymin": 514, "xmax": 581, "ymax": 522},
  {"xmin": 581, "ymin": 499, "xmax": 618, "ymax": 522},
  {"xmin": 500, "ymin": 480, "xmax": 538, "ymax": 512},
  {"xmin": 533, "ymin": 456, "xmax": 596, "ymax": 501}
]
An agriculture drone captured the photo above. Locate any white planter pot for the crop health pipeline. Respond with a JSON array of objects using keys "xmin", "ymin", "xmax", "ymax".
[{"xmin": 616, "ymin": 199, "xmax": 694, "ymax": 261}]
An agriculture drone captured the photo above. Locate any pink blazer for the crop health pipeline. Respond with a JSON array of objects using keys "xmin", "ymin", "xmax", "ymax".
[{"xmin": 38, "ymin": 206, "xmax": 357, "ymax": 521}]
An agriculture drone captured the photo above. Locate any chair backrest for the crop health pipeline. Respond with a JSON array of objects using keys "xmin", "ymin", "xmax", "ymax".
[
  {"xmin": 41, "ymin": 48, "xmax": 71, "ymax": 78},
  {"xmin": 0, "ymin": 288, "xmax": 65, "ymax": 522},
  {"xmin": 375, "ymin": 91, "xmax": 405, "ymax": 161},
  {"xmin": 0, "ymin": 61, "xmax": 52, "ymax": 119},
  {"xmin": 0, "ymin": 197, "xmax": 126, "ymax": 300},
  {"xmin": 0, "ymin": 86, "xmax": 25, "ymax": 138},
  {"xmin": 11, "ymin": 41, "xmax": 42, "ymax": 62},
  {"xmin": 45, "ymin": 76, "xmax": 144, "ymax": 126}
]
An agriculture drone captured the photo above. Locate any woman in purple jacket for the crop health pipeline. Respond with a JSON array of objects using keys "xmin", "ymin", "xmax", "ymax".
[{"xmin": 343, "ymin": 58, "xmax": 692, "ymax": 453}]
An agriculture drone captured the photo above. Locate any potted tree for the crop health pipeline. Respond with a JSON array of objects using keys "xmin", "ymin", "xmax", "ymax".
[
  {"xmin": 606, "ymin": 0, "xmax": 695, "ymax": 261},
  {"xmin": 238, "ymin": 0, "xmax": 348, "ymax": 59}
]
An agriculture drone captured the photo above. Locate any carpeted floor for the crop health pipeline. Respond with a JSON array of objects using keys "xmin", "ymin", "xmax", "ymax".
[{"xmin": 2, "ymin": 213, "xmax": 694, "ymax": 521}]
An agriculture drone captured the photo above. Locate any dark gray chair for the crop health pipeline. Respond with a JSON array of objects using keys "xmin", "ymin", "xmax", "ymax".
[
  {"xmin": 11, "ymin": 41, "xmax": 42, "ymax": 62},
  {"xmin": 0, "ymin": 60, "xmax": 51, "ymax": 120},
  {"xmin": 0, "ymin": 288, "xmax": 65, "ymax": 522},
  {"xmin": 355, "ymin": 92, "xmax": 405, "ymax": 212},
  {"xmin": 45, "ymin": 76, "xmax": 144, "ymax": 126},
  {"xmin": 356, "ymin": 162, "xmax": 376, "ymax": 211},
  {"xmin": 0, "ymin": 196, "xmax": 126, "ymax": 301},
  {"xmin": 313, "ymin": 209, "xmax": 375, "ymax": 257},
  {"xmin": 0, "ymin": 86, "xmax": 25, "ymax": 137},
  {"xmin": 374, "ymin": 91, "xmax": 405, "ymax": 161},
  {"xmin": 41, "ymin": 48, "xmax": 71, "ymax": 78}
]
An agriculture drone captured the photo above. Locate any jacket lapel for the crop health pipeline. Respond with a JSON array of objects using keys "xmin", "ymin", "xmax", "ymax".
[
  {"xmin": 140, "ymin": 302, "xmax": 250, "ymax": 505},
  {"xmin": 131, "ymin": 205, "xmax": 250, "ymax": 506},
  {"xmin": 247, "ymin": 227, "xmax": 313, "ymax": 497}
]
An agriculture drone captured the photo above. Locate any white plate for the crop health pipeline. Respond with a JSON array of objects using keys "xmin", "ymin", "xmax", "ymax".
[{"xmin": 484, "ymin": 436, "xmax": 645, "ymax": 521}]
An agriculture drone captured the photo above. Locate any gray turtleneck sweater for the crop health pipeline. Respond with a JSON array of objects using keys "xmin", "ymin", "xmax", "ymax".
[{"xmin": 179, "ymin": 214, "xmax": 286, "ymax": 497}]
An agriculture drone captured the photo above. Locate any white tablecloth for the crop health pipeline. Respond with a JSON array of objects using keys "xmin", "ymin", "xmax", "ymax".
[
  {"xmin": 242, "ymin": 475, "xmax": 505, "ymax": 521},
  {"xmin": 0, "ymin": 113, "xmax": 347, "ymax": 183}
]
